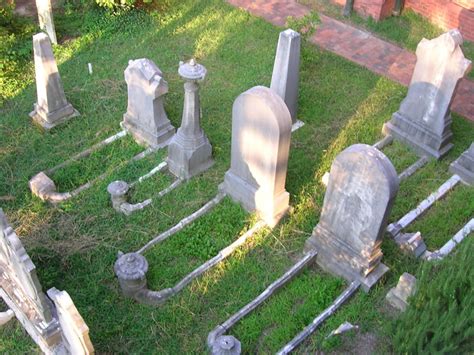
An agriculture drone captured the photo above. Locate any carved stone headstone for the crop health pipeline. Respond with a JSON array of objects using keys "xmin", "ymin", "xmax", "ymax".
[
  {"xmin": 30, "ymin": 33, "xmax": 79, "ymax": 129},
  {"xmin": 305, "ymin": 144, "xmax": 399, "ymax": 291},
  {"xmin": 383, "ymin": 29, "xmax": 472, "ymax": 159},
  {"xmin": 449, "ymin": 143, "xmax": 474, "ymax": 185},
  {"xmin": 270, "ymin": 29, "xmax": 301, "ymax": 124},
  {"xmin": 35, "ymin": 0, "xmax": 57, "ymax": 44},
  {"xmin": 219, "ymin": 86, "xmax": 292, "ymax": 227},
  {"xmin": 47, "ymin": 288, "xmax": 94, "ymax": 354},
  {"xmin": 167, "ymin": 59, "xmax": 214, "ymax": 179},
  {"xmin": 122, "ymin": 59, "xmax": 175, "ymax": 148},
  {"xmin": 0, "ymin": 209, "xmax": 93, "ymax": 354},
  {"xmin": 386, "ymin": 272, "xmax": 417, "ymax": 312}
]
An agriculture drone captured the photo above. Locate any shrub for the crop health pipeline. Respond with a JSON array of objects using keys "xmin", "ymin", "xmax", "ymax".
[{"xmin": 392, "ymin": 238, "xmax": 474, "ymax": 353}]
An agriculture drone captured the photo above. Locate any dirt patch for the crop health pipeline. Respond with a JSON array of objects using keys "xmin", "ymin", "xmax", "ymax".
[{"xmin": 329, "ymin": 332, "xmax": 379, "ymax": 355}]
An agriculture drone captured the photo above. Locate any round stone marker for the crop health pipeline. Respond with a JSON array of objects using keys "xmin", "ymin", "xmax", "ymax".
[
  {"xmin": 212, "ymin": 335, "xmax": 241, "ymax": 355},
  {"xmin": 107, "ymin": 180, "xmax": 129, "ymax": 198},
  {"xmin": 114, "ymin": 252, "xmax": 148, "ymax": 281}
]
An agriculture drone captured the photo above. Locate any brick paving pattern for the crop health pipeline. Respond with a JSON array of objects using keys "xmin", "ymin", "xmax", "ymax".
[{"xmin": 227, "ymin": 0, "xmax": 474, "ymax": 121}]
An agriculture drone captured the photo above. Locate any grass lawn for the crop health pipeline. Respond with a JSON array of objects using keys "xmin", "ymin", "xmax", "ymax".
[
  {"xmin": 299, "ymin": 0, "xmax": 474, "ymax": 80},
  {"xmin": 0, "ymin": 0, "xmax": 473, "ymax": 353}
]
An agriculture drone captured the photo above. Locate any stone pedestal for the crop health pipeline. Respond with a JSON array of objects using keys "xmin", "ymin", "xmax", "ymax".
[
  {"xmin": 211, "ymin": 335, "xmax": 241, "ymax": 355},
  {"xmin": 270, "ymin": 29, "xmax": 301, "ymax": 124},
  {"xmin": 167, "ymin": 60, "xmax": 213, "ymax": 179},
  {"xmin": 386, "ymin": 272, "xmax": 417, "ymax": 312},
  {"xmin": 220, "ymin": 86, "xmax": 292, "ymax": 227},
  {"xmin": 305, "ymin": 144, "xmax": 399, "ymax": 291},
  {"xmin": 449, "ymin": 143, "xmax": 474, "ymax": 185},
  {"xmin": 35, "ymin": 0, "xmax": 57, "ymax": 44},
  {"xmin": 29, "ymin": 33, "xmax": 79, "ymax": 129},
  {"xmin": 383, "ymin": 29, "xmax": 472, "ymax": 159},
  {"xmin": 122, "ymin": 59, "xmax": 175, "ymax": 148}
]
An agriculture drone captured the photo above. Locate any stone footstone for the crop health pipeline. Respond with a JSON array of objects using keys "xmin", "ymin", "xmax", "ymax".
[
  {"xmin": 270, "ymin": 28, "xmax": 301, "ymax": 125},
  {"xmin": 114, "ymin": 252, "xmax": 149, "ymax": 299},
  {"xmin": 122, "ymin": 59, "xmax": 175, "ymax": 148},
  {"xmin": 167, "ymin": 59, "xmax": 214, "ymax": 179},
  {"xmin": 107, "ymin": 180, "xmax": 129, "ymax": 212},
  {"xmin": 219, "ymin": 86, "xmax": 292, "ymax": 227},
  {"xmin": 383, "ymin": 29, "xmax": 472, "ymax": 159},
  {"xmin": 305, "ymin": 144, "xmax": 399, "ymax": 292},
  {"xmin": 30, "ymin": 33, "xmax": 79, "ymax": 129},
  {"xmin": 394, "ymin": 232, "xmax": 427, "ymax": 258},
  {"xmin": 449, "ymin": 143, "xmax": 474, "ymax": 185},
  {"xmin": 386, "ymin": 272, "xmax": 417, "ymax": 312},
  {"xmin": 211, "ymin": 335, "xmax": 241, "ymax": 355},
  {"xmin": 29, "ymin": 172, "xmax": 57, "ymax": 201}
]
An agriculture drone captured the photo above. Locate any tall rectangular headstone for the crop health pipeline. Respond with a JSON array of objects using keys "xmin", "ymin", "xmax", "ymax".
[
  {"xmin": 305, "ymin": 144, "xmax": 399, "ymax": 291},
  {"xmin": 35, "ymin": 0, "xmax": 57, "ymax": 44},
  {"xmin": 30, "ymin": 33, "xmax": 79, "ymax": 130},
  {"xmin": 270, "ymin": 29, "xmax": 301, "ymax": 125},
  {"xmin": 383, "ymin": 29, "xmax": 472, "ymax": 159},
  {"xmin": 220, "ymin": 86, "xmax": 292, "ymax": 227},
  {"xmin": 122, "ymin": 59, "xmax": 175, "ymax": 148},
  {"xmin": 0, "ymin": 209, "xmax": 94, "ymax": 354}
]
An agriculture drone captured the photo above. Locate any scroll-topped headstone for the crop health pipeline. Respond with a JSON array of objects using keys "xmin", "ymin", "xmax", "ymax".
[
  {"xmin": 30, "ymin": 33, "xmax": 79, "ymax": 129},
  {"xmin": 167, "ymin": 59, "xmax": 214, "ymax": 179},
  {"xmin": 0, "ymin": 209, "xmax": 94, "ymax": 354},
  {"xmin": 35, "ymin": 0, "xmax": 57, "ymax": 44},
  {"xmin": 220, "ymin": 86, "xmax": 292, "ymax": 227},
  {"xmin": 449, "ymin": 143, "xmax": 474, "ymax": 185},
  {"xmin": 305, "ymin": 144, "xmax": 399, "ymax": 291},
  {"xmin": 383, "ymin": 29, "xmax": 472, "ymax": 159},
  {"xmin": 270, "ymin": 29, "xmax": 301, "ymax": 125},
  {"xmin": 122, "ymin": 58, "xmax": 175, "ymax": 148}
]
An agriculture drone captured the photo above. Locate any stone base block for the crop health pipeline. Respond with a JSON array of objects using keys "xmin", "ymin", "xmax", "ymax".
[
  {"xmin": 29, "ymin": 172, "xmax": 57, "ymax": 201},
  {"xmin": 449, "ymin": 144, "xmax": 474, "ymax": 186},
  {"xmin": 121, "ymin": 114, "xmax": 175, "ymax": 148},
  {"xmin": 30, "ymin": 103, "xmax": 80, "ymax": 130},
  {"xmin": 220, "ymin": 171, "xmax": 289, "ymax": 227},
  {"xmin": 383, "ymin": 112, "xmax": 453, "ymax": 160},
  {"xmin": 394, "ymin": 232, "xmax": 427, "ymax": 258},
  {"xmin": 167, "ymin": 136, "xmax": 214, "ymax": 180},
  {"xmin": 386, "ymin": 272, "xmax": 417, "ymax": 312},
  {"xmin": 305, "ymin": 227, "xmax": 389, "ymax": 292}
]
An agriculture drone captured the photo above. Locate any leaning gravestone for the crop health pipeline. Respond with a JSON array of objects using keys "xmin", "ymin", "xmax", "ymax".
[
  {"xmin": 449, "ymin": 143, "xmax": 474, "ymax": 185},
  {"xmin": 30, "ymin": 33, "xmax": 79, "ymax": 129},
  {"xmin": 35, "ymin": 0, "xmax": 57, "ymax": 44},
  {"xmin": 220, "ymin": 86, "xmax": 292, "ymax": 227},
  {"xmin": 122, "ymin": 59, "xmax": 175, "ymax": 148},
  {"xmin": 305, "ymin": 144, "xmax": 399, "ymax": 291},
  {"xmin": 270, "ymin": 29, "xmax": 301, "ymax": 124},
  {"xmin": 383, "ymin": 29, "xmax": 472, "ymax": 159},
  {"xmin": 167, "ymin": 59, "xmax": 214, "ymax": 179},
  {"xmin": 0, "ymin": 209, "xmax": 93, "ymax": 354}
]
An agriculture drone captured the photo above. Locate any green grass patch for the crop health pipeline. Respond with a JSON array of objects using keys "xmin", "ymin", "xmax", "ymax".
[{"xmin": 0, "ymin": 1, "xmax": 472, "ymax": 353}]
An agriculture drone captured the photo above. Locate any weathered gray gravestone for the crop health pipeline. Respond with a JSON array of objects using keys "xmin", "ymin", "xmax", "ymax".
[
  {"xmin": 30, "ymin": 33, "xmax": 79, "ymax": 129},
  {"xmin": 386, "ymin": 272, "xmax": 417, "ymax": 312},
  {"xmin": 122, "ymin": 59, "xmax": 175, "ymax": 148},
  {"xmin": 270, "ymin": 29, "xmax": 301, "ymax": 124},
  {"xmin": 449, "ymin": 143, "xmax": 474, "ymax": 185},
  {"xmin": 219, "ymin": 86, "xmax": 292, "ymax": 227},
  {"xmin": 35, "ymin": 0, "xmax": 57, "ymax": 44},
  {"xmin": 167, "ymin": 59, "xmax": 213, "ymax": 179},
  {"xmin": 0, "ymin": 209, "xmax": 93, "ymax": 354},
  {"xmin": 305, "ymin": 144, "xmax": 399, "ymax": 291},
  {"xmin": 383, "ymin": 29, "xmax": 472, "ymax": 159}
]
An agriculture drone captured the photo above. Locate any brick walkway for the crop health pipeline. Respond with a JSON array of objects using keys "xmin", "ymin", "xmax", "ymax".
[{"xmin": 227, "ymin": 0, "xmax": 474, "ymax": 122}]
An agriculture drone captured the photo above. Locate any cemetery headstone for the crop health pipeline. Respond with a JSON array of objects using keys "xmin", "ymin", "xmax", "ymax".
[
  {"xmin": 0, "ymin": 209, "xmax": 93, "ymax": 354},
  {"xmin": 122, "ymin": 59, "xmax": 175, "ymax": 148},
  {"xmin": 305, "ymin": 144, "xmax": 399, "ymax": 291},
  {"xmin": 270, "ymin": 29, "xmax": 301, "ymax": 124},
  {"xmin": 449, "ymin": 143, "xmax": 474, "ymax": 185},
  {"xmin": 35, "ymin": 0, "xmax": 57, "ymax": 44},
  {"xmin": 219, "ymin": 86, "xmax": 292, "ymax": 227},
  {"xmin": 30, "ymin": 33, "xmax": 79, "ymax": 129},
  {"xmin": 383, "ymin": 29, "xmax": 472, "ymax": 159},
  {"xmin": 167, "ymin": 59, "xmax": 214, "ymax": 179}
]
